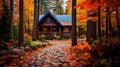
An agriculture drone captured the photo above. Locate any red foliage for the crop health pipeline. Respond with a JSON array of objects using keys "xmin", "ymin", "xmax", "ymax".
[
  {"xmin": 76, "ymin": 0, "xmax": 120, "ymax": 12},
  {"xmin": 66, "ymin": 42, "xmax": 97, "ymax": 67},
  {"xmin": 75, "ymin": 0, "xmax": 98, "ymax": 11}
]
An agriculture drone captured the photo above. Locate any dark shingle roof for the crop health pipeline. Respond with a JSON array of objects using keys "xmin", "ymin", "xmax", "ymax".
[
  {"xmin": 39, "ymin": 11, "xmax": 72, "ymax": 26},
  {"xmin": 38, "ymin": 11, "xmax": 62, "ymax": 26}
]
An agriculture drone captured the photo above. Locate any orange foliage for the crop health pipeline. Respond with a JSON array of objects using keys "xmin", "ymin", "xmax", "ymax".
[
  {"xmin": 70, "ymin": 42, "xmax": 91, "ymax": 52},
  {"xmin": 67, "ymin": 42, "xmax": 96, "ymax": 67},
  {"xmin": 78, "ymin": 14, "xmax": 87, "ymax": 21},
  {"xmin": 66, "ymin": 0, "xmax": 88, "ymax": 26},
  {"xmin": 75, "ymin": 0, "xmax": 120, "ymax": 25},
  {"xmin": 24, "ymin": 0, "xmax": 34, "ymax": 33},
  {"xmin": 76, "ymin": 0, "xmax": 98, "ymax": 11},
  {"xmin": 24, "ymin": 33, "xmax": 32, "ymax": 40},
  {"xmin": 78, "ymin": 42, "xmax": 91, "ymax": 51},
  {"xmin": 77, "ymin": 42, "xmax": 91, "ymax": 51}
]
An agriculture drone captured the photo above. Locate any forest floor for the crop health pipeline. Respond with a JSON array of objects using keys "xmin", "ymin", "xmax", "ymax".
[
  {"xmin": 3, "ymin": 40, "xmax": 96, "ymax": 67},
  {"xmin": 1, "ymin": 38, "xmax": 120, "ymax": 67}
]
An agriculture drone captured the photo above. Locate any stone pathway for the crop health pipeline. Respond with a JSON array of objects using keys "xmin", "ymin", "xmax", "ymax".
[{"xmin": 23, "ymin": 40, "xmax": 71, "ymax": 67}]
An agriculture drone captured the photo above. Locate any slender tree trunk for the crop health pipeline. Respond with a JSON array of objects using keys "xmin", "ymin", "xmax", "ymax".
[
  {"xmin": 106, "ymin": 15, "xmax": 109, "ymax": 39},
  {"xmin": 24, "ymin": 23, "xmax": 26, "ymax": 33},
  {"xmin": 98, "ymin": 0, "xmax": 101, "ymax": 39},
  {"xmin": 10, "ymin": 0, "xmax": 14, "ymax": 39},
  {"xmin": 32, "ymin": 0, "xmax": 39, "ymax": 41},
  {"xmin": 108, "ymin": 11, "xmax": 113, "ymax": 38},
  {"xmin": 107, "ymin": 7, "xmax": 113, "ymax": 38},
  {"xmin": 72, "ymin": 0, "xmax": 77, "ymax": 46},
  {"xmin": 101, "ymin": 22, "xmax": 105, "ymax": 37},
  {"xmin": 116, "ymin": 8, "xmax": 120, "ymax": 37},
  {"xmin": 19, "ymin": 0, "xmax": 24, "ymax": 46},
  {"xmin": 37, "ymin": 0, "xmax": 39, "ymax": 37},
  {"xmin": 87, "ymin": 20, "xmax": 97, "ymax": 43}
]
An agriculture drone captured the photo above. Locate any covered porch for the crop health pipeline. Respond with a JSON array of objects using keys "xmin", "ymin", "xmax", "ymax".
[{"xmin": 38, "ymin": 26, "xmax": 61, "ymax": 39}]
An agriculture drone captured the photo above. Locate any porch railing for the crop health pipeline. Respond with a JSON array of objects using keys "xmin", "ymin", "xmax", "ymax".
[{"xmin": 39, "ymin": 32, "xmax": 60, "ymax": 37}]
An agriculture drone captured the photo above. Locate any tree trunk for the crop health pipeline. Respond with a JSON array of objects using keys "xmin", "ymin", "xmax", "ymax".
[
  {"xmin": 10, "ymin": 0, "xmax": 14, "ymax": 39},
  {"xmin": 32, "ymin": 0, "xmax": 39, "ymax": 41},
  {"xmin": 98, "ymin": 0, "xmax": 101, "ymax": 39},
  {"xmin": 116, "ymin": 8, "xmax": 120, "ymax": 37},
  {"xmin": 19, "ymin": 0, "xmax": 24, "ymax": 46},
  {"xmin": 107, "ymin": 7, "xmax": 113, "ymax": 38},
  {"xmin": 37, "ymin": 0, "xmax": 39, "ymax": 37},
  {"xmin": 106, "ymin": 16, "xmax": 109, "ymax": 39},
  {"xmin": 0, "ymin": 0, "xmax": 11, "ymax": 41},
  {"xmin": 72, "ymin": 0, "xmax": 77, "ymax": 46},
  {"xmin": 108, "ymin": 11, "xmax": 113, "ymax": 38},
  {"xmin": 87, "ymin": 20, "xmax": 96, "ymax": 44}
]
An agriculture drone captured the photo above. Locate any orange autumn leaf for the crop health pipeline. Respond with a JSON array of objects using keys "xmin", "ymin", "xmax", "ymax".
[
  {"xmin": 78, "ymin": 42, "xmax": 91, "ymax": 51},
  {"xmin": 78, "ymin": 15, "xmax": 87, "ymax": 20}
]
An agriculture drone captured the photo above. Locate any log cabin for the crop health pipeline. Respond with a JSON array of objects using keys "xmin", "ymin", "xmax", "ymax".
[{"xmin": 38, "ymin": 11, "xmax": 72, "ymax": 39}]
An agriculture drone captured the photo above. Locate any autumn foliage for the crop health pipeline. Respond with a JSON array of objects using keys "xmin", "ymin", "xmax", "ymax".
[
  {"xmin": 66, "ymin": 42, "xmax": 96, "ymax": 67},
  {"xmin": 66, "ymin": 37, "xmax": 120, "ymax": 67}
]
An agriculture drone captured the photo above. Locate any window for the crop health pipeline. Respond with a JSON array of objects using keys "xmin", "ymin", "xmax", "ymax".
[
  {"xmin": 53, "ymin": 26, "xmax": 59, "ymax": 32},
  {"xmin": 46, "ymin": 18, "xmax": 51, "ymax": 23},
  {"xmin": 42, "ymin": 26, "xmax": 50, "ymax": 32},
  {"xmin": 63, "ymin": 27, "xmax": 70, "ymax": 33}
]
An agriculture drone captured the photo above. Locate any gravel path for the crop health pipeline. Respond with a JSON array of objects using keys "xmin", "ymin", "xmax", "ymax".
[{"xmin": 23, "ymin": 40, "xmax": 71, "ymax": 67}]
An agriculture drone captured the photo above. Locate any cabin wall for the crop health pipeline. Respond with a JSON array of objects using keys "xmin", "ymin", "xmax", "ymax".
[
  {"xmin": 62, "ymin": 32, "xmax": 71, "ymax": 38},
  {"xmin": 40, "ymin": 18, "xmax": 58, "ymax": 26},
  {"xmin": 61, "ymin": 26, "xmax": 71, "ymax": 38},
  {"xmin": 38, "ymin": 26, "xmax": 72, "ymax": 39}
]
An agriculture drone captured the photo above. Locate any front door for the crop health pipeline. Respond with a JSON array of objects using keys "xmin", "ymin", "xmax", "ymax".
[
  {"xmin": 41, "ymin": 26, "xmax": 51, "ymax": 38},
  {"xmin": 40, "ymin": 26, "xmax": 59, "ymax": 39},
  {"xmin": 52, "ymin": 26, "xmax": 59, "ymax": 37}
]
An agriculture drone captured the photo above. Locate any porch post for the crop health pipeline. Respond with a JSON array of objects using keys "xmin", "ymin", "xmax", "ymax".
[
  {"xmin": 50, "ymin": 26, "xmax": 52, "ymax": 37},
  {"xmin": 59, "ymin": 27, "xmax": 61, "ymax": 36},
  {"xmin": 38, "ymin": 26, "xmax": 39, "ymax": 37}
]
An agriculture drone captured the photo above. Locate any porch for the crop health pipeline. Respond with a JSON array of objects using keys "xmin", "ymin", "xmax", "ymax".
[{"xmin": 38, "ymin": 26, "xmax": 61, "ymax": 39}]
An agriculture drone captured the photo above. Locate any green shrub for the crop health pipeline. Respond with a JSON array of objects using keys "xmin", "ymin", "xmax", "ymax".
[
  {"xmin": 54, "ymin": 36, "xmax": 63, "ymax": 40},
  {"xmin": 13, "ymin": 26, "xmax": 18, "ymax": 39},
  {"xmin": 30, "ymin": 41, "xmax": 41, "ymax": 46},
  {"xmin": 23, "ymin": 39, "xmax": 31, "ymax": 46},
  {"xmin": 39, "ymin": 35, "xmax": 46, "ymax": 42},
  {"xmin": 91, "ymin": 39, "xmax": 99, "ymax": 47}
]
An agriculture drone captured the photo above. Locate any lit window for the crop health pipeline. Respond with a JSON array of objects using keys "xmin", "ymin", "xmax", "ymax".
[
  {"xmin": 42, "ymin": 27, "xmax": 50, "ymax": 32},
  {"xmin": 63, "ymin": 27, "xmax": 70, "ymax": 32}
]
